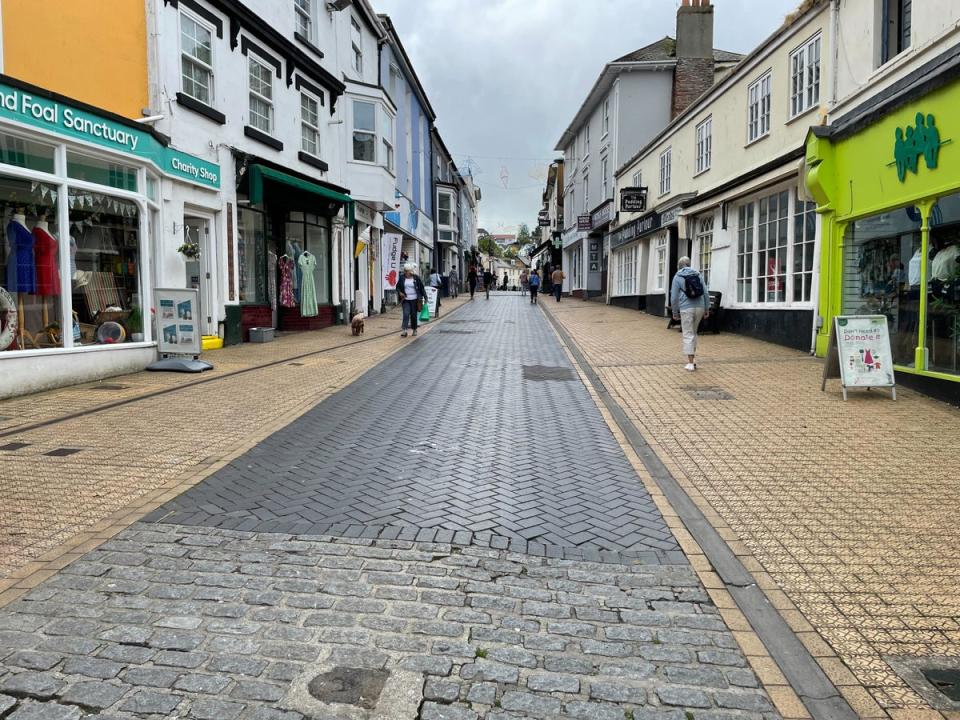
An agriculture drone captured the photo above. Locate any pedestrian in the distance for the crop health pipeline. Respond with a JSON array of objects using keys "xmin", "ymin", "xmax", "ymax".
[
  {"xmin": 670, "ymin": 256, "xmax": 710, "ymax": 371},
  {"xmin": 502, "ymin": 271, "xmax": 509, "ymax": 291},
  {"xmin": 449, "ymin": 266, "xmax": 459, "ymax": 298},
  {"xmin": 428, "ymin": 267, "xmax": 442, "ymax": 316},
  {"xmin": 551, "ymin": 266, "xmax": 565, "ymax": 302},
  {"xmin": 483, "ymin": 269, "xmax": 494, "ymax": 299},
  {"xmin": 520, "ymin": 270, "xmax": 529, "ymax": 297},
  {"xmin": 528, "ymin": 269, "xmax": 541, "ymax": 304},
  {"xmin": 396, "ymin": 262, "xmax": 426, "ymax": 337},
  {"xmin": 467, "ymin": 264, "xmax": 478, "ymax": 300}
]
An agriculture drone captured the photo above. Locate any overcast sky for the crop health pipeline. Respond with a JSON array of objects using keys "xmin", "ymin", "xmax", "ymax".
[{"xmin": 373, "ymin": 0, "xmax": 802, "ymax": 234}]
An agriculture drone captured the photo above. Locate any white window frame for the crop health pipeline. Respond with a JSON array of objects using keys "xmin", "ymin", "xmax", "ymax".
[
  {"xmin": 659, "ymin": 147, "xmax": 671, "ymax": 196},
  {"xmin": 582, "ymin": 174, "xmax": 589, "ymax": 212},
  {"xmin": 747, "ymin": 72, "xmax": 771, "ymax": 143},
  {"xmin": 789, "ymin": 33, "xmax": 821, "ymax": 119},
  {"xmin": 736, "ymin": 203, "xmax": 754, "ymax": 303},
  {"xmin": 300, "ymin": 91, "xmax": 321, "ymax": 157},
  {"xmin": 695, "ymin": 116, "xmax": 712, "ymax": 175},
  {"xmin": 602, "ymin": 98, "xmax": 610, "ymax": 138},
  {"xmin": 653, "ymin": 233, "xmax": 667, "ymax": 291},
  {"xmin": 615, "ymin": 244, "xmax": 637, "ymax": 296},
  {"xmin": 632, "ymin": 170, "xmax": 641, "ymax": 188},
  {"xmin": 247, "ymin": 54, "xmax": 274, "ymax": 134},
  {"xmin": 381, "ymin": 110, "xmax": 394, "ymax": 174},
  {"xmin": 695, "ymin": 215, "xmax": 714, "ymax": 287},
  {"xmin": 352, "ymin": 99, "xmax": 377, "ymax": 164},
  {"xmin": 601, "ymin": 155, "xmax": 609, "ymax": 200},
  {"xmin": 352, "ymin": 43, "xmax": 363, "ymax": 74},
  {"xmin": 294, "ymin": 0, "xmax": 312, "ymax": 41},
  {"xmin": 179, "ymin": 10, "xmax": 215, "ymax": 106},
  {"xmin": 437, "ymin": 190, "xmax": 454, "ymax": 228},
  {"xmin": 582, "ymin": 125, "xmax": 590, "ymax": 161}
]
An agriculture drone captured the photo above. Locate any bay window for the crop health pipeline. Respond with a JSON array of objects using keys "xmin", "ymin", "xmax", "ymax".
[
  {"xmin": 696, "ymin": 215, "xmax": 714, "ymax": 286},
  {"xmin": 352, "ymin": 100, "xmax": 376, "ymax": 162}
]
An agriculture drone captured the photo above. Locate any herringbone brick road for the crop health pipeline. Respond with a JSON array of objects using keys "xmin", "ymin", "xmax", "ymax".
[{"xmin": 146, "ymin": 297, "xmax": 681, "ymax": 562}]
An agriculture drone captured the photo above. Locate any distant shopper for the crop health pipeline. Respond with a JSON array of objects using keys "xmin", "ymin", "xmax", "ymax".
[
  {"xmin": 520, "ymin": 270, "xmax": 529, "ymax": 296},
  {"xmin": 428, "ymin": 267, "xmax": 442, "ymax": 316},
  {"xmin": 551, "ymin": 267, "xmax": 565, "ymax": 302},
  {"xmin": 483, "ymin": 269, "xmax": 494, "ymax": 299},
  {"xmin": 502, "ymin": 271, "xmax": 509, "ymax": 291},
  {"xmin": 396, "ymin": 263, "xmax": 426, "ymax": 337},
  {"xmin": 467, "ymin": 264, "xmax": 478, "ymax": 300},
  {"xmin": 449, "ymin": 266, "xmax": 459, "ymax": 298},
  {"xmin": 528, "ymin": 269, "xmax": 541, "ymax": 304},
  {"xmin": 670, "ymin": 256, "xmax": 710, "ymax": 371}
]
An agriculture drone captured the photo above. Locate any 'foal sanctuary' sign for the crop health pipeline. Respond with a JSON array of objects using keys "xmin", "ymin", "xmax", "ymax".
[{"xmin": 821, "ymin": 315, "xmax": 896, "ymax": 401}]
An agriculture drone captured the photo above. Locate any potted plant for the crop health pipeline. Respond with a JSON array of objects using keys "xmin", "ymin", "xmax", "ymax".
[
  {"xmin": 127, "ymin": 305, "xmax": 144, "ymax": 342},
  {"xmin": 177, "ymin": 241, "xmax": 201, "ymax": 260}
]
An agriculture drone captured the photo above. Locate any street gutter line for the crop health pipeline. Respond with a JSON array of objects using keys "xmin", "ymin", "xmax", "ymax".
[
  {"xmin": 540, "ymin": 305, "xmax": 858, "ymax": 720},
  {"xmin": 0, "ymin": 301, "xmax": 470, "ymax": 441}
]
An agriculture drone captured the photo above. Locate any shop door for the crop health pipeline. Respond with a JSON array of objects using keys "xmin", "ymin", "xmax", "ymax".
[{"xmin": 184, "ymin": 215, "xmax": 216, "ymax": 336}]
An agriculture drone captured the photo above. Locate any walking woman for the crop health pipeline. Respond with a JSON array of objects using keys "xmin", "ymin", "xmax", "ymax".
[
  {"xmin": 396, "ymin": 263, "xmax": 426, "ymax": 337},
  {"xmin": 467, "ymin": 264, "xmax": 478, "ymax": 300},
  {"xmin": 528, "ymin": 269, "xmax": 541, "ymax": 304}
]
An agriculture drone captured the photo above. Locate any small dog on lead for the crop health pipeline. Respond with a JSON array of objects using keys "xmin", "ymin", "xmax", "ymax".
[{"xmin": 351, "ymin": 312, "xmax": 365, "ymax": 336}]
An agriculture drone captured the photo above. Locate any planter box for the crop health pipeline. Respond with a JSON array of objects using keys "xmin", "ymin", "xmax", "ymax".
[{"xmin": 248, "ymin": 327, "xmax": 275, "ymax": 343}]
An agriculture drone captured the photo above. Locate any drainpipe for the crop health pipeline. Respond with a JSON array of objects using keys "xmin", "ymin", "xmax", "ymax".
[{"xmin": 828, "ymin": 0, "xmax": 840, "ymax": 114}]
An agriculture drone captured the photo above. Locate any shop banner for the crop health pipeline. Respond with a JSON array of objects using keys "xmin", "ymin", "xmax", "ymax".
[
  {"xmin": 0, "ymin": 81, "xmax": 220, "ymax": 189},
  {"xmin": 381, "ymin": 232, "xmax": 403, "ymax": 290},
  {"xmin": 822, "ymin": 315, "xmax": 896, "ymax": 400},
  {"xmin": 425, "ymin": 286, "xmax": 439, "ymax": 317},
  {"xmin": 155, "ymin": 288, "xmax": 202, "ymax": 357}
]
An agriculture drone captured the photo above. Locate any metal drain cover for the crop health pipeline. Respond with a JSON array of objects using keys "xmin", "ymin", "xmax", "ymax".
[
  {"xmin": 523, "ymin": 365, "xmax": 576, "ymax": 382},
  {"xmin": 924, "ymin": 668, "xmax": 960, "ymax": 702},
  {"xmin": 683, "ymin": 386, "xmax": 734, "ymax": 400},
  {"xmin": 887, "ymin": 657, "xmax": 960, "ymax": 710},
  {"xmin": 0, "ymin": 442, "xmax": 30, "ymax": 451},
  {"xmin": 308, "ymin": 667, "xmax": 389, "ymax": 709}
]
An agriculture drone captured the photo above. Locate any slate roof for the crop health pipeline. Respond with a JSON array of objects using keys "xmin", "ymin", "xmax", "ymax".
[{"xmin": 614, "ymin": 36, "xmax": 742, "ymax": 64}]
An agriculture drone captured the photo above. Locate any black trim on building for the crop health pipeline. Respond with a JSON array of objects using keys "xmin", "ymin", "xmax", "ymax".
[
  {"xmin": 295, "ymin": 76, "xmax": 325, "ymax": 105},
  {"xmin": 294, "ymin": 32, "xmax": 325, "ymax": 59},
  {"xmin": 233, "ymin": 149, "xmax": 350, "ymax": 196},
  {"xmin": 244, "ymin": 125, "xmax": 283, "ymax": 150},
  {"xmin": 176, "ymin": 93, "xmax": 227, "ymax": 125},
  {"xmin": 165, "ymin": 0, "xmax": 224, "ymax": 38},
  {"xmin": 720, "ymin": 308, "xmax": 813, "ymax": 352},
  {"xmin": 241, "ymin": 36, "xmax": 282, "ymax": 77},
  {"xmin": 610, "ymin": 295, "xmax": 646, "ymax": 311},
  {"xmin": 298, "ymin": 151, "xmax": 329, "ymax": 172},
  {"xmin": 645, "ymin": 294, "xmax": 667, "ymax": 317},
  {"xmin": 895, "ymin": 372, "xmax": 960, "ymax": 408}
]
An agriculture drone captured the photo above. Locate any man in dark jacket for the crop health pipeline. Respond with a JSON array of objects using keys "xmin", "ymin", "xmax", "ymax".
[
  {"xmin": 482, "ymin": 269, "xmax": 494, "ymax": 300},
  {"xmin": 395, "ymin": 263, "xmax": 427, "ymax": 337}
]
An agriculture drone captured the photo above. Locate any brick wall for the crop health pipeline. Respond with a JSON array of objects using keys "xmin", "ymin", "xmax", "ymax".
[{"xmin": 671, "ymin": 57, "xmax": 714, "ymax": 119}]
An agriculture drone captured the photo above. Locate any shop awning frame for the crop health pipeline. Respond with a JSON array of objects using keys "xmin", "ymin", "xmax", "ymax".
[{"xmin": 248, "ymin": 164, "xmax": 354, "ymax": 225}]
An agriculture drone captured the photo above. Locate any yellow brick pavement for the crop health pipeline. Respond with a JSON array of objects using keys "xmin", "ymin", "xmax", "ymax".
[
  {"xmin": 545, "ymin": 299, "xmax": 960, "ymax": 715},
  {"xmin": 0, "ymin": 299, "xmax": 468, "ymax": 585}
]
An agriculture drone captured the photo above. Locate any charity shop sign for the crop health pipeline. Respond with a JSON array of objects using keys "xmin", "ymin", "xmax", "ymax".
[
  {"xmin": 0, "ymin": 82, "xmax": 220, "ymax": 189},
  {"xmin": 821, "ymin": 315, "xmax": 896, "ymax": 401}
]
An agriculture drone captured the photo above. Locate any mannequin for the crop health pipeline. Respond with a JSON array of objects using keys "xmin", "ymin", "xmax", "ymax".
[
  {"xmin": 6, "ymin": 212, "xmax": 38, "ymax": 348},
  {"xmin": 33, "ymin": 218, "xmax": 61, "ymax": 338}
]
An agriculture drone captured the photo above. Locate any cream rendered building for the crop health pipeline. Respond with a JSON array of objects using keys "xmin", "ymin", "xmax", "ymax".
[{"xmin": 612, "ymin": 1, "xmax": 831, "ymax": 350}]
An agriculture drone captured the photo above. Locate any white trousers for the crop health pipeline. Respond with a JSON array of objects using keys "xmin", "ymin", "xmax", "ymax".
[{"xmin": 680, "ymin": 307, "xmax": 705, "ymax": 356}]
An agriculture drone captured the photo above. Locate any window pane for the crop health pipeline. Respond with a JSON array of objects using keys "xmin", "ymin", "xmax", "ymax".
[
  {"xmin": 181, "ymin": 58, "xmax": 211, "ymax": 104},
  {"xmin": 249, "ymin": 95, "xmax": 272, "ymax": 133},
  {"xmin": 249, "ymin": 59, "xmax": 272, "ymax": 100},
  {"xmin": 67, "ymin": 151, "xmax": 138, "ymax": 192},
  {"xmin": 354, "ymin": 101, "xmax": 375, "ymax": 132},
  {"xmin": 301, "ymin": 94, "xmax": 318, "ymax": 127},
  {"xmin": 353, "ymin": 131, "xmax": 375, "ymax": 162},
  {"xmin": 0, "ymin": 132, "xmax": 55, "ymax": 173},
  {"xmin": 238, "ymin": 207, "xmax": 266, "ymax": 303},
  {"xmin": 181, "ymin": 15, "xmax": 212, "ymax": 65}
]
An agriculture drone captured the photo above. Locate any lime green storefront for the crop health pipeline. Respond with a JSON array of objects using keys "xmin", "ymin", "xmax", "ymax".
[{"xmin": 806, "ymin": 74, "xmax": 960, "ymax": 402}]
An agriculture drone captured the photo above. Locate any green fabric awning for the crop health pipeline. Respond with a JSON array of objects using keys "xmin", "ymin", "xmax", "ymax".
[{"xmin": 248, "ymin": 164, "xmax": 354, "ymax": 225}]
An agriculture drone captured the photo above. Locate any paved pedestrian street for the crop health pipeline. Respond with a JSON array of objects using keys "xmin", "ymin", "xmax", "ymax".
[{"xmin": 0, "ymin": 297, "xmax": 781, "ymax": 719}]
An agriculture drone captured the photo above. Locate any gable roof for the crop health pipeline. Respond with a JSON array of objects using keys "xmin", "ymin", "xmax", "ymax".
[{"xmin": 614, "ymin": 36, "xmax": 742, "ymax": 64}]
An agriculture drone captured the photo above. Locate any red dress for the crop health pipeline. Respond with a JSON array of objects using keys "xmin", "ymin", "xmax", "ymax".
[{"xmin": 33, "ymin": 226, "xmax": 61, "ymax": 297}]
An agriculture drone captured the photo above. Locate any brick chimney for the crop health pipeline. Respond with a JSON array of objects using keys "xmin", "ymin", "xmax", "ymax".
[{"xmin": 672, "ymin": 0, "xmax": 715, "ymax": 119}]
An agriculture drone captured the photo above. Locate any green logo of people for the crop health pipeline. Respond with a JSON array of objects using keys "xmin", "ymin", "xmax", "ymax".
[{"xmin": 894, "ymin": 112, "xmax": 944, "ymax": 182}]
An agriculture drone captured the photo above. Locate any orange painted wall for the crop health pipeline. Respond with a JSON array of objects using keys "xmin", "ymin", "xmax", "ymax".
[{"xmin": 2, "ymin": 0, "xmax": 148, "ymax": 118}]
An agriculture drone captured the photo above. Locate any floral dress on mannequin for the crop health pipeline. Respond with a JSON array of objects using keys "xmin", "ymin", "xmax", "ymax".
[{"xmin": 279, "ymin": 255, "xmax": 296, "ymax": 308}]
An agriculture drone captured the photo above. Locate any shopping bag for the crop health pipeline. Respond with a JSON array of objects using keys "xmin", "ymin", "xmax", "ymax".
[{"xmin": 419, "ymin": 301, "xmax": 430, "ymax": 322}]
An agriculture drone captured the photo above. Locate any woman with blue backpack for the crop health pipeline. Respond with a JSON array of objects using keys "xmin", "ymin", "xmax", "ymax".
[
  {"xmin": 670, "ymin": 256, "xmax": 710, "ymax": 371},
  {"xmin": 528, "ymin": 269, "xmax": 541, "ymax": 304}
]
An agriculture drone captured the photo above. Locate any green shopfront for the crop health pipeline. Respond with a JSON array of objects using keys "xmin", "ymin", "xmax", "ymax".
[
  {"xmin": 0, "ymin": 75, "xmax": 220, "ymax": 399},
  {"xmin": 806, "ymin": 69, "xmax": 960, "ymax": 404}
]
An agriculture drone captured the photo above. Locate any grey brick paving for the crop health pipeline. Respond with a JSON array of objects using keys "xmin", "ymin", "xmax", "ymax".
[
  {"xmin": 0, "ymin": 526, "xmax": 778, "ymax": 718},
  {"xmin": 144, "ymin": 297, "xmax": 680, "ymax": 561}
]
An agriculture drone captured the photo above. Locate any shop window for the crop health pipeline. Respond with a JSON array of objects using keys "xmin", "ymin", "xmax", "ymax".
[
  {"xmin": 842, "ymin": 206, "xmax": 920, "ymax": 368},
  {"xmin": 237, "ymin": 207, "xmax": 266, "ymax": 304},
  {"xmin": 181, "ymin": 12, "xmax": 214, "ymax": 105},
  {"xmin": 927, "ymin": 193, "xmax": 960, "ymax": 376},
  {"xmin": 880, "ymin": 0, "xmax": 911, "ymax": 66},
  {"xmin": 0, "ymin": 132, "xmax": 55, "ymax": 174},
  {"xmin": 695, "ymin": 116, "xmax": 712, "ymax": 175},
  {"xmin": 757, "ymin": 190, "xmax": 789, "ymax": 302},
  {"xmin": 748, "ymin": 72, "xmax": 771, "ymax": 143},
  {"xmin": 793, "ymin": 191, "xmax": 817, "ymax": 302},
  {"xmin": 737, "ymin": 204, "xmax": 754, "ymax": 302},
  {"xmin": 67, "ymin": 151, "xmax": 138, "ymax": 192},
  {"xmin": 616, "ymin": 245, "xmax": 637, "ymax": 296},
  {"xmin": 301, "ymin": 93, "xmax": 320, "ymax": 156},
  {"xmin": 0, "ymin": 176, "xmax": 61, "ymax": 352},
  {"xmin": 659, "ymin": 148, "xmax": 671, "ymax": 195},
  {"xmin": 696, "ymin": 215, "xmax": 714, "ymax": 286},
  {"xmin": 352, "ymin": 101, "xmax": 376, "ymax": 162},
  {"xmin": 285, "ymin": 212, "xmax": 331, "ymax": 306},
  {"xmin": 790, "ymin": 33, "xmax": 820, "ymax": 118},
  {"xmin": 69, "ymin": 190, "xmax": 141, "ymax": 346},
  {"xmin": 248, "ymin": 56, "xmax": 274, "ymax": 134},
  {"xmin": 294, "ymin": 0, "xmax": 312, "ymax": 41}
]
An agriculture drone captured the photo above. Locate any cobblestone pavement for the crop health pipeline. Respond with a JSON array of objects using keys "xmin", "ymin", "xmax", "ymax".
[
  {"xmin": 0, "ymin": 525, "xmax": 777, "ymax": 719},
  {"xmin": 0, "ymin": 300, "xmax": 467, "ymax": 581},
  {"xmin": 0, "ymin": 296, "xmax": 782, "ymax": 718},
  {"xmin": 146, "ymin": 296, "xmax": 681, "ymax": 561},
  {"xmin": 544, "ymin": 300, "xmax": 960, "ymax": 717}
]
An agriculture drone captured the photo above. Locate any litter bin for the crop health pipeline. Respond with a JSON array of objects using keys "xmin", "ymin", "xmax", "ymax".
[{"xmin": 223, "ymin": 305, "xmax": 242, "ymax": 346}]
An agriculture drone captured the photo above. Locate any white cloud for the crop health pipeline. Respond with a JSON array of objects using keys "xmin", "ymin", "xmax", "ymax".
[{"xmin": 375, "ymin": 0, "xmax": 801, "ymax": 233}]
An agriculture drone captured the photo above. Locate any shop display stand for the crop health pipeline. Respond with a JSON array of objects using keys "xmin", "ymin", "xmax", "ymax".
[{"xmin": 146, "ymin": 356, "xmax": 213, "ymax": 373}]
